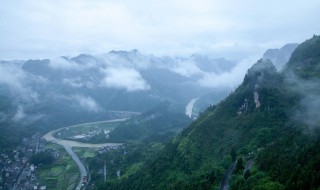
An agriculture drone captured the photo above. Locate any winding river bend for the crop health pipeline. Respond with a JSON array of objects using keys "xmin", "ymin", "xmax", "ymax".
[
  {"xmin": 42, "ymin": 119, "xmax": 125, "ymax": 190},
  {"xmin": 43, "ymin": 119, "xmax": 125, "ymax": 147}
]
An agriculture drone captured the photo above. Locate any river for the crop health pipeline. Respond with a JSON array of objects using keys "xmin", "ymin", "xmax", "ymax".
[
  {"xmin": 42, "ymin": 119, "xmax": 125, "ymax": 189},
  {"xmin": 43, "ymin": 119, "xmax": 125, "ymax": 147}
]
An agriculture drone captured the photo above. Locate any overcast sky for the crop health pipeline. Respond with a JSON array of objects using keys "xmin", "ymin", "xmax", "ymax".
[{"xmin": 1, "ymin": 0, "xmax": 319, "ymax": 60}]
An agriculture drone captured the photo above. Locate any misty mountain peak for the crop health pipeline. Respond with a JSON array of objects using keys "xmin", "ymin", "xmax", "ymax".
[
  {"xmin": 22, "ymin": 59, "xmax": 50, "ymax": 76},
  {"xmin": 243, "ymin": 59, "xmax": 278, "ymax": 88},
  {"xmin": 108, "ymin": 49, "xmax": 140, "ymax": 56},
  {"xmin": 189, "ymin": 54, "xmax": 237, "ymax": 74},
  {"xmin": 71, "ymin": 53, "xmax": 96, "ymax": 64},
  {"xmin": 263, "ymin": 43, "xmax": 298, "ymax": 71}
]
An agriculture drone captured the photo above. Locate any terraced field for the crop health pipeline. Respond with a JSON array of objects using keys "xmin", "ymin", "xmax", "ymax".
[{"xmin": 36, "ymin": 143, "xmax": 79, "ymax": 190}]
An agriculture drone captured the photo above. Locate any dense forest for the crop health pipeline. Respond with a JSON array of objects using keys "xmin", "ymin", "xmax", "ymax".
[{"xmin": 98, "ymin": 35, "xmax": 320, "ymax": 190}]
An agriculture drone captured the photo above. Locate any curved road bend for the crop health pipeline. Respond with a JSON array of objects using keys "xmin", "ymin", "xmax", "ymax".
[{"xmin": 42, "ymin": 119, "xmax": 125, "ymax": 190}]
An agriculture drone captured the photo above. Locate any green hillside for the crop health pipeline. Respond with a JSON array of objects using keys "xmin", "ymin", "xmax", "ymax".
[
  {"xmin": 285, "ymin": 35, "xmax": 320, "ymax": 78},
  {"xmin": 101, "ymin": 35, "xmax": 320, "ymax": 190},
  {"xmin": 108, "ymin": 101, "xmax": 191, "ymax": 143}
]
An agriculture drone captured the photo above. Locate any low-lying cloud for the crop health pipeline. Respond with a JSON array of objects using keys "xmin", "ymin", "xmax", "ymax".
[
  {"xmin": 285, "ymin": 73, "xmax": 320, "ymax": 129},
  {"xmin": 12, "ymin": 105, "xmax": 45, "ymax": 124},
  {"xmin": 0, "ymin": 63, "xmax": 39, "ymax": 102},
  {"xmin": 49, "ymin": 57, "xmax": 88, "ymax": 70},
  {"xmin": 102, "ymin": 50, "xmax": 152, "ymax": 69},
  {"xmin": 296, "ymin": 94, "xmax": 320, "ymax": 128},
  {"xmin": 197, "ymin": 57, "xmax": 257, "ymax": 88},
  {"xmin": 63, "ymin": 77, "xmax": 95, "ymax": 88},
  {"xmin": 12, "ymin": 105, "xmax": 26, "ymax": 122},
  {"xmin": 73, "ymin": 94, "xmax": 101, "ymax": 113},
  {"xmin": 170, "ymin": 59, "xmax": 203, "ymax": 77},
  {"xmin": 101, "ymin": 67, "xmax": 150, "ymax": 91}
]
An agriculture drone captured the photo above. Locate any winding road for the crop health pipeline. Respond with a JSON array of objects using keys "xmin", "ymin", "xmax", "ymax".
[{"xmin": 42, "ymin": 119, "xmax": 125, "ymax": 190}]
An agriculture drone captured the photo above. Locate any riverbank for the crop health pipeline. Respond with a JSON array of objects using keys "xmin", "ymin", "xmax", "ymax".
[{"xmin": 42, "ymin": 119, "xmax": 126, "ymax": 189}]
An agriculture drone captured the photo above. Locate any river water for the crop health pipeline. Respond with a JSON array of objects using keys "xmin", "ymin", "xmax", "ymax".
[{"xmin": 42, "ymin": 119, "xmax": 125, "ymax": 147}]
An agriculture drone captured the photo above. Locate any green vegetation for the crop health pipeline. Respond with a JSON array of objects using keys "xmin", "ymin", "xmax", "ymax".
[
  {"xmin": 90, "ymin": 142, "xmax": 164, "ymax": 186},
  {"xmin": 286, "ymin": 35, "xmax": 320, "ymax": 78},
  {"xmin": 73, "ymin": 147, "xmax": 97, "ymax": 158},
  {"xmin": 30, "ymin": 150, "xmax": 55, "ymax": 165},
  {"xmin": 54, "ymin": 121, "xmax": 120, "ymax": 143},
  {"xmin": 35, "ymin": 143, "xmax": 79, "ymax": 190},
  {"xmin": 97, "ymin": 35, "xmax": 320, "ymax": 190},
  {"xmin": 109, "ymin": 101, "xmax": 191, "ymax": 143},
  {"xmin": 2, "ymin": 35, "xmax": 320, "ymax": 190}
]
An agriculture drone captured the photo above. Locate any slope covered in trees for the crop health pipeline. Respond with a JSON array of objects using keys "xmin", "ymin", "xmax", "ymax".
[
  {"xmin": 285, "ymin": 35, "xmax": 320, "ymax": 78},
  {"xmin": 108, "ymin": 101, "xmax": 191, "ymax": 143},
  {"xmin": 101, "ymin": 35, "xmax": 320, "ymax": 190}
]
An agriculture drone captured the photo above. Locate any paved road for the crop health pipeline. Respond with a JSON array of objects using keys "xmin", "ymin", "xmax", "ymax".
[
  {"xmin": 42, "ymin": 119, "xmax": 125, "ymax": 190},
  {"xmin": 63, "ymin": 145, "xmax": 87, "ymax": 190}
]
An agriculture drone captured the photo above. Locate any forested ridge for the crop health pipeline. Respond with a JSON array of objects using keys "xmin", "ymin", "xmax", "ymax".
[{"xmin": 101, "ymin": 35, "xmax": 320, "ymax": 190}]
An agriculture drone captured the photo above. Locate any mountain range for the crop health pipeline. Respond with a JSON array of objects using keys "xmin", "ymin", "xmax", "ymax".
[
  {"xmin": 100, "ymin": 35, "xmax": 320, "ymax": 190},
  {"xmin": 0, "ymin": 51, "xmax": 239, "ymax": 130},
  {"xmin": 0, "ymin": 34, "xmax": 311, "ymax": 190},
  {"xmin": 0, "ymin": 51, "xmax": 247, "ymax": 149}
]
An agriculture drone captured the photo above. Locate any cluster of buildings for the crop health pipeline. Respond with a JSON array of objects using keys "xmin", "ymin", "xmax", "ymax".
[
  {"xmin": 69, "ymin": 129, "xmax": 103, "ymax": 141},
  {"xmin": 66, "ymin": 129, "xmax": 111, "ymax": 142},
  {"xmin": 0, "ymin": 134, "xmax": 53, "ymax": 190},
  {"xmin": 97, "ymin": 145, "xmax": 121, "ymax": 154}
]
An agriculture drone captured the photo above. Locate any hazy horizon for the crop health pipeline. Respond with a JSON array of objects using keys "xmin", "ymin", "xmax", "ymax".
[{"xmin": 1, "ymin": 0, "xmax": 319, "ymax": 60}]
